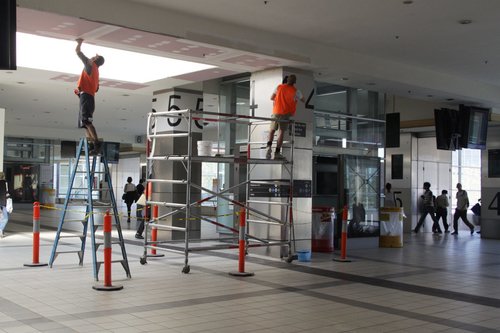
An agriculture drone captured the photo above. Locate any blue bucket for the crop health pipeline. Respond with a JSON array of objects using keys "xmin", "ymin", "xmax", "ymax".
[{"xmin": 297, "ymin": 250, "xmax": 311, "ymax": 262}]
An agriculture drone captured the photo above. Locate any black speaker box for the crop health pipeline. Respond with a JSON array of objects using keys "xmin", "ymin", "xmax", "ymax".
[
  {"xmin": 385, "ymin": 113, "xmax": 400, "ymax": 148},
  {"xmin": 0, "ymin": 0, "xmax": 16, "ymax": 70}
]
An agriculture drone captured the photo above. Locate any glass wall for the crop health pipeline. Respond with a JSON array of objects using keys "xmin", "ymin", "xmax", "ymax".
[
  {"xmin": 313, "ymin": 83, "xmax": 385, "ymax": 153},
  {"xmin": 452, "ymin": 148, "xmax": 481, "ymax": 208}
]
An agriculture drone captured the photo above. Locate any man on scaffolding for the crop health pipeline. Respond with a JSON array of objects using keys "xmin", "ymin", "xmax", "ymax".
[
  {"xmin": 74, "ymin": 38, "xmax": 105, "ymax": 155},
  {"xmin": 265, "ymin": 74, "xmax": 305, "ymax": 159}
]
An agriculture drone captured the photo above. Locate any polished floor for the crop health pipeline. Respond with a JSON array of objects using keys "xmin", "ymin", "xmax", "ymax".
[{"xmin": 0, "ymin": 204, "xmax": 499, "ymax": 332}]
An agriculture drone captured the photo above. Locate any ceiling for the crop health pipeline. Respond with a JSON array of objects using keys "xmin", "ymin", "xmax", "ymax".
[{"xmin": 4, "ymin": 0, "xmax": 500, "ymax": 141}]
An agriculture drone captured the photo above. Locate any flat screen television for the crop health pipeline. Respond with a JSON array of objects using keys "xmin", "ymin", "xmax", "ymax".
[
  {"xmin": 103, "ymin": 142, "xmax": 120, "ymax": 164},
  {"xmin": 434, "ymin": 108, "xmax": 460, "ymax": 150},
  {"xmin": 434, "ymin": 106, "xmax": 489, "ymax": 151},
  {"xmin": 0, "ymin": 0, "xmax": 16, "ymax": 70},
  {"xmin": 459, "ymin": 105, "xmax": 489, "ymax": 150},
  {"xmin": 61, "ymin": 141, "xmax": 76, "ymax": 158},
  {"xmin": 316, "ymin": 171, "xmax": 337, "ymax": 195}
]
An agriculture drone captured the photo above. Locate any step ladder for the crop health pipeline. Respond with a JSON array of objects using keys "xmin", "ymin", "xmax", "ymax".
[{"xmin": 48, "ymin": 138, "xmax": 131, "ymax": 281}]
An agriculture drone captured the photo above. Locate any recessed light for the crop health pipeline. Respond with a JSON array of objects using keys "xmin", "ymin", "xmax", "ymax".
[
  {"xmin": 458, "ymin": 19, "xmax": 472, "ymax": 25},
  {"xmin": 427, "ymin": 95, "xmax": 433, "ymax": 98},
  {"xmin": 17, "ymin": 82, "xmax": 25, "ymax": 85},
  {"xmin": 122, "ymin": 94, "xmax": 130, "ymax": 97},
  {"xmin": 403, "ymin": 0, "xmax": 413, "ymax": 4},
  {"xmin": 341, "ymin": 77, "xmax": 349, "ymax": 81},
  {"xmin": 120, "ymin": 118, "xmax": 127, "ymax": 121}
]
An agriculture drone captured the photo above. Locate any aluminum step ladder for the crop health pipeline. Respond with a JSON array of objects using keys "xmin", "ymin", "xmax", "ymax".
[{"xmin": 48, "ymin": 138, "xmax": 131, "ymax": 281}]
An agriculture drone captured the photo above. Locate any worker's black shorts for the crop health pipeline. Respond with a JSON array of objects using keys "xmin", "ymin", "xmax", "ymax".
[{"xmin": 78, "ymin": 92, "xmax": 95, "ymax": 128}]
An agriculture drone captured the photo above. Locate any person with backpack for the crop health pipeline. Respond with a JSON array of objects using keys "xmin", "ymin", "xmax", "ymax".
[
  {"xmin": 435, "ymin": 189, "xmax": 450, "ymax": 233},
  {"xmin": 123, "ymin": 177, "xmax": 136, "ymax": 223},
  {"xmin": 413, "ymin": 182, "xmax": 441, "ymax": 233}
]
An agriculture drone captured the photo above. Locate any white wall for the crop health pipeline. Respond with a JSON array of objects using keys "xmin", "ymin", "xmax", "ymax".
[{"xmin": 0, "ymin": 108, "xmax": 4, "ymax": 171}]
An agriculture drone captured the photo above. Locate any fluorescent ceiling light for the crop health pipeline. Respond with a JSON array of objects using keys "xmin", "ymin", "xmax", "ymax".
[{"xmin": 16, "ymin": 32, "xmax": 215, "ymax": 84}]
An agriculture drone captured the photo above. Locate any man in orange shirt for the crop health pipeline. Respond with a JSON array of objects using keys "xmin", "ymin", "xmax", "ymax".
[
  {"xmin": 266, "ymin": 74, "xmax": 305, "ymax": 159},
  {"xmin": 75, "ymin": 38, "xmax": 105, "ymax": 154}
]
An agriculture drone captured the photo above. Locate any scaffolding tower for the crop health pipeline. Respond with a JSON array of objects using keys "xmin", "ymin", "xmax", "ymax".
[{"xmin": 140, "ymin": 109, "xmax": 296, "ymax": 272}]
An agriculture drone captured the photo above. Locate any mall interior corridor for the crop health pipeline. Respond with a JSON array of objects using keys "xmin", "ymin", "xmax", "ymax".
[{"xmin": 0, "ymin": 205, "xmax": 498, "ymax": 332}]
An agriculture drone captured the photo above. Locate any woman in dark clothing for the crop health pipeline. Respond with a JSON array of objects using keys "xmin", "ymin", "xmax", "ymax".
[
  {"xmin": 135, "ymin": 179, "xmax": 146, "ymax": 239},
  {"xmin": 123, "ymin": 177, "xmax": 136, "ymax": 223}
]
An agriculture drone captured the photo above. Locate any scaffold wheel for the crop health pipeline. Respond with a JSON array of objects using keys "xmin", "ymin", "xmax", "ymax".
[
  {"xmin": 140, "ymin": 256, "xmax": 147, "ymax": 265},
  {"xmin": 182, "ymin": 265, "xmax": 190, "ymax": 274}
]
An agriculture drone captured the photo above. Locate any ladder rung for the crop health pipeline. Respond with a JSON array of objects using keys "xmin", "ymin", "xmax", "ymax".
[
  {"xmin": 147, "ymin": 179, "xmax": 187, "ymax": 184},
  {"xmin": 97, "ymin": 260, "xmax": 125, "ymax": 264},
  {"xmin": 55, "ymin": 250, "xmax": 82, "ymax": 254},
  {"xmin": 148, "ymin": 201, "xmax": 186, "ymax": 208},
  {"xmin": 148, "ymin": 133, "xmax": 189, "ymax": 139},
  {"xmin": 58, "ymin": 235, "xmax": 85, "ymax": 239},
  {"xmin": 95, "ymin": 240, "xmax": 123, "ymax": 245},
  {"xmin": 247, "ymin": 219, "xmax": 282, "ymax": 226},
  {"xmin": 247, "ymin": 200, "xmax": 291, "ymax": 206},
  {"xmin": 148, "ymin": 223, "xmax": 186, "ymax": 232},
  {"xmin": 149, "ymin": 109, "xmax": 190, "ymax": 117},
  {"xmin": 146, "ymin": 155, "xmax": 190, "ymax": 161},
  {"xmin": 251, "ymin": 180, "xmax": 291, "ymax": 185}
]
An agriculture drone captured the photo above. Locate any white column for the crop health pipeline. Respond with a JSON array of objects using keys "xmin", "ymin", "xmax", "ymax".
[{"xmin": 250, "ymin": 68, "xmax": 314, "ymax": 251}]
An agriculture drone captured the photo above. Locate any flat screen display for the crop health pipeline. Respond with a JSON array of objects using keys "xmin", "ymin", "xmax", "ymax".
[
  {"xmin": 465, "ymin": 106, "xmax": 489, "ymax": 149},
  {"xmin": 316, "ymin": 171, "xmax": 337, "ymax": 195},
  {"xmin": 103, "ymin": 142, "xmax": 120, "ymax": 164},
  {"xmin": 434, "ymin": 108, "xmax": 459, "ymax": 150},
  {"xmin": 61, "ymin": 141, "xmax": 76, "ymax": 158}
]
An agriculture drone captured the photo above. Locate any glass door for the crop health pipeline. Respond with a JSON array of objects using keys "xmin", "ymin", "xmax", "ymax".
[{"xmin": 340, "ymin": 155, "xmax": 380, "ymax": 238}]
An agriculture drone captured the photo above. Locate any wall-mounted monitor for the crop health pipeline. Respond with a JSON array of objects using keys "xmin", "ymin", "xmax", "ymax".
[
  {"xmin": 103, "ymin": 142, "xmax": 120, "ymax": 164},
  {"xmin": 434, "ymin": 108, "xmax": 459, "ymax": 150},
  {"xmin": 434, "ymin": 106, "xmax": 489, "ymax": 151},
  {"xmin": 385, "ymin": 113, "xmax": 400, "ymax": 148},
  {"xmin": 61, "ymin": 141, "xmax": 76, "ymax": 158},
  {"xmin": 0, "ymin": 0, "xmax": 16, "ymax": 70},
  {"xmin": 460, "ymin": 105, "xmax": 489, "ymax": 150}
]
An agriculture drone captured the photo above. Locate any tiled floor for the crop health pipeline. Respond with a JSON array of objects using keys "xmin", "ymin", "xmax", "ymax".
[{"xmin": 1, "ymin": 204, "xmax": 499, "ymax": 332}]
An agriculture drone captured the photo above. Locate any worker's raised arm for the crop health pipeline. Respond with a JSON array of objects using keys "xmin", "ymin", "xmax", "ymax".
[{"xmin": 75, "ymin": 38, "xmax": 83, "ymax": 54}]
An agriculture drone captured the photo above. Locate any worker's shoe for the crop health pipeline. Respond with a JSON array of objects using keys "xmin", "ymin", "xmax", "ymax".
[
  {"xmin": 274, "ymin": 152, "xmax": 285, "ymax": 160},
  {"xmin": 265, "ymin": 148, "xmax": 272, "ymax": 159}
]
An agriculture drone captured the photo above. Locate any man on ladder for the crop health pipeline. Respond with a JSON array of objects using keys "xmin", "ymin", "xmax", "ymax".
[{"xmin": 74, "ymin": 38, "xmax": 105, "ymax": 155}]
